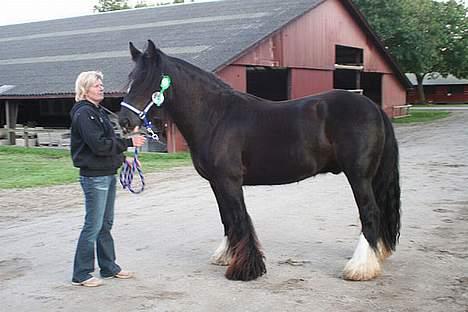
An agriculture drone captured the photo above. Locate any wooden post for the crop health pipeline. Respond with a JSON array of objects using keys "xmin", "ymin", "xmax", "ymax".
[
  {"xmin": 5, "ymin": 100, "xmax": 18, "ymax": 145},
  {"xmin": 24, "ymin": 126, "xmax": 29, "ymax": 147}
]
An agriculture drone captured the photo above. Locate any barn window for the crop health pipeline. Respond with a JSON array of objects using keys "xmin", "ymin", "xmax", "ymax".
[
  {"xmin": 334, "ymin": 45, "xmax": 364, "ymax": 94},
  {"xmin": 246, "ymin": 66, "xmax": 290, "ymax": 101},
  {"xmin": 335, "ymin": 45, "xmax": 363, "ymax": 66},
  {"xmin": 447, "ymin": 85, "xmax": 464, "ymax": 95}
]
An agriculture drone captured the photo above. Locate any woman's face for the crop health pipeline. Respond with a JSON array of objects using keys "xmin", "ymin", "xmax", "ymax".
[{"xmin": 86, "ymin": 79, "xmax": 104, "ymax": 105}]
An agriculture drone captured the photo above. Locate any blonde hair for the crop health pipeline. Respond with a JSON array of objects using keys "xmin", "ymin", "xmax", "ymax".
[{"xmin": 74, "ymin": 71, "xmax": 104, "ymax": 102}]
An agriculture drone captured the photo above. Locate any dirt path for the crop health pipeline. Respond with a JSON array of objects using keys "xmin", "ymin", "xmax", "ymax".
[{"xmin": 1, "ymin": 112, "xmax": 467, "ymax": 312}]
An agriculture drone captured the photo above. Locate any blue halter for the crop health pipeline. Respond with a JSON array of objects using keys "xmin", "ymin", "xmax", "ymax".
[
  {"xmin": 119, "ymin": 75, "xmax": 172, "ymax": 194},
  {"xmin": 120, "ymin": 75, "xmax": 172, "ymax": 140}
]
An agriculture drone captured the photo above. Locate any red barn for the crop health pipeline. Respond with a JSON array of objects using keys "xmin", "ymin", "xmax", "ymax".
[{"xmin": 0, "ymin": 0, "xmax": 410, "ymax": 152}]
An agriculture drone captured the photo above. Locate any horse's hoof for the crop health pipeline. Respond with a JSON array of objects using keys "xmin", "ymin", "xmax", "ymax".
[
  {"xmin": 210, "ymin": 256, "xmax": 231, "ymax": 266},
  {"xmin": 342, "ymin": 258, "xmax": 381, "ymax": 281},
  {"xmin": 343, "ymin": 233, "xmax": 382, "ymax": 281},
  {"xmin": 224, "ymin": 267, "xmax": 266, "ymax": 281},
  {"xmin": 224, "ymin": 257, "xmax": 266, "ymax": 281}
]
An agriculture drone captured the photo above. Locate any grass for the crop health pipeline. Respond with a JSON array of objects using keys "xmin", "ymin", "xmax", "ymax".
[
  {"xmin": 0, "ymin": 146, "xmax": 192, "ymax": 189},
  {"xmin": 393, "ymin": 110, "xmax": 451, "ymax": 124},
  {"xmin": 411, "ymin": 103, "xmax": 468, "ymax": 107}
]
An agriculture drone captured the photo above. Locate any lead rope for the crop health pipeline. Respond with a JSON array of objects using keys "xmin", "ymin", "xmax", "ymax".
[
  {"xmin": 119, "ymin": 75, "xmax": 172, "ymax": 194},
  {"xmin": 119, "ymin": 148, "xmax": 145, "ymax": 194}
]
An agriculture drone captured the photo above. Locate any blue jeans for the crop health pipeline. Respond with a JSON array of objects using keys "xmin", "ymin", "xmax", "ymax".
[{"xmin": 72, "ymin": 175, "xmax": 121, "ymax": 282}]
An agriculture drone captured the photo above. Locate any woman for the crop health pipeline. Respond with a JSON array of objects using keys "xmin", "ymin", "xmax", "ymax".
[{"xmin": 70, "ymin": 71, "xmax": 145, "ymax": 287}]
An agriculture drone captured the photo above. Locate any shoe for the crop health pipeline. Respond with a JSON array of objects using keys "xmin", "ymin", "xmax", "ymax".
[
  {"xmin": 103, "ymin": 270, "xmax": 134, "ymax": 280},
  {"xmin": 71, "ymin": 276, "xmax": 103, "ymax": 287}
]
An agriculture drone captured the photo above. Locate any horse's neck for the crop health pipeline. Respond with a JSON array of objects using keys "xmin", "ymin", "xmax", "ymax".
[{"xmin": 165, "ymin": 68, "xmax": 231, "ymax": 150}]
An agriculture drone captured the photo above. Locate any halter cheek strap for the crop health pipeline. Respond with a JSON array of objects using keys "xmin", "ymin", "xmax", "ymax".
[
  {"xmin": 120, "ymin": 75, "xmax": 172, "ymax": 141},
  {"xmin": 120, "ymin": 101, "xmax": 152, "ymax": 119}
]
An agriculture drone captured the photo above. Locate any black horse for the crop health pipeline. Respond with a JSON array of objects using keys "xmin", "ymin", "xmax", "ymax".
[{"xmin": 119, "ymin": 40, "xmax": 401, "ymax": 281}]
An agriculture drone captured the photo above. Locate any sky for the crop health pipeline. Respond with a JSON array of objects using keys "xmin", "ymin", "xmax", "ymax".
[
  {"xmin": 0, "ymin": 0, "xmax": 200, "ymax": 26},
  {"xmin": 0, "ymin": 0, "xmax": 467, "ymax": 27}
]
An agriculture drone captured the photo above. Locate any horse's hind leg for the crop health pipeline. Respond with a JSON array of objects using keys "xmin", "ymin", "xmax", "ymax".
[
  {"xmin": 209, "ymin": 178, "xmax": 266, "ymax": 281},
  {"xmin": 343, "ymin": 175, "xmax": 382, "ymax": 281}
]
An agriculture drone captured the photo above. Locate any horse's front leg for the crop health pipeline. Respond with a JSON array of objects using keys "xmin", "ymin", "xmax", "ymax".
[
  {"xmin": 210, "ymin": 177, "xmax": 266, "ymax": 281},
  {"xmin": 210, "ymin": 182, "xmax": 232, "ymax": 266}
]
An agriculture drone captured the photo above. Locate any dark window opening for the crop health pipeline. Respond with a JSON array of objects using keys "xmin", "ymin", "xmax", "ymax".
[
  {"xmin": 447, "ymin": 85, "xmax": 464, "ymax": 95},
  {"xmin": 17, "ymin": 99, "xmax": 74, "ymax": 128},
  {"xmin": 334, "ymin": 69, "xmax": 360, "ymax": 90},
  {"xmin": 14, "ymin": 97, "xmax": 126, "ymax": 128},
  {"xmin": 247, "ymin": 67, "xmax": 289, "ymax": 101},
  {"xmin": 336, "ymin": 45, "xmax": 363, "ymax": 66},
  {"xmin": 361, "ymin": 72, "xmax": 382, "ymax": 105}
]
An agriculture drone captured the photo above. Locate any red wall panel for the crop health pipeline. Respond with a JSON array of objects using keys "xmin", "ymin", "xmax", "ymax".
[
  {"xmin": 216, "ymin": 65, "xmax": 246, "ymax": 92},
  {"xmin": 382, "ymin": 74, "xmax": 407, "ymax": 116},
  {"xmin": 290, "ymin": 69, "xmax": 333, "ymax": 99}
]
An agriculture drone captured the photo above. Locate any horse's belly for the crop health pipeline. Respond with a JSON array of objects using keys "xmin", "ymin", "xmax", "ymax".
[{"xmin": 242, "ymin": 160, "xmax": 317, "ymax": 185}]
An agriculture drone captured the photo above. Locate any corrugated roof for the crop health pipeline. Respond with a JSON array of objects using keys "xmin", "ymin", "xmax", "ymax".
[
  {"xmin": 0, "ymin": 0, "xmax": 409, "ymax": 97},
  {"xmin": 406, "ymin": 73, "xmax": 468, "ymax": 86}
]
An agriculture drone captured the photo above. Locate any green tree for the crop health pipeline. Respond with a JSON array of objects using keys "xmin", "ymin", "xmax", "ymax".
[
  {"xmin": 157, "ymin": 0, "xmax": 195, "ymax": 5},
  {"xmin": 353, "ymin": 0, "xmax": 468, "ymax": 103},
  {"xmin": 94, "ymin": 0, "xmax": 131, "ymax": 12},
  {"xmin": 134, "ymin": 1, "xmax": 155, "ymax": 8}
]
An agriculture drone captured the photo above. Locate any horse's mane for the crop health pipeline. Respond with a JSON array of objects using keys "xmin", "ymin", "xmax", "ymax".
[
  {"xmin": 162, "ymin": 50, "xmax": 234, "ymax": 91},
  {"xmin": 127, "ymin": 48, "xmax": 235, "ymax": 96}
]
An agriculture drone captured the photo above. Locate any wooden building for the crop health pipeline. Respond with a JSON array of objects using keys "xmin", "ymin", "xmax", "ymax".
[
  {"xmin": 407, "ymin": 73, "xmax": 468, "ymax": 104},
  {"xmin": 0, "ymin": 0, "xmax": 411, "ymax": 152}
]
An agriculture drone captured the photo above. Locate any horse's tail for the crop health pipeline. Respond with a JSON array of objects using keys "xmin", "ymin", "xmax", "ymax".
[{"xmin": 373, "ymin": 111, "xmax": 401, "ymax": 254}]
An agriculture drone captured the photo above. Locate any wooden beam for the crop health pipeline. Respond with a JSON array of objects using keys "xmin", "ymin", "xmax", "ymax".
[
  {"xmin": 334, "ymin": 64, "xmax": 364, "ymax": 71},
  {"xmin": 5, "ymin": 100, "xmax": 18, "ymax": 145}
]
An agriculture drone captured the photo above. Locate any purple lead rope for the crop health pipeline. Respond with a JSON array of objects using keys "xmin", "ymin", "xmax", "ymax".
[{"xmin": 119, "ymin": 148, "xmax": 145, "ymax": 194}]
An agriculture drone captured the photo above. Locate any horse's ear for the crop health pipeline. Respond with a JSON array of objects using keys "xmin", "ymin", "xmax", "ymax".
[
  {"xmin": 129, "ymin": 42, "xmax": 142, "ymax": 62},
  {"xmin": 146, "ymin": 39, "xmax": 157, "ymax": 59}
]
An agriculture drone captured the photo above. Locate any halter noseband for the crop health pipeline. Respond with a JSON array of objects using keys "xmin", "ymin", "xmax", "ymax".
[{"xmin": 120, "ymin": 75, "xmax": 172, "ymax": 140}]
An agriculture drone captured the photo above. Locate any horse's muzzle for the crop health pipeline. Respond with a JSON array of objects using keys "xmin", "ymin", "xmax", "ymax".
[{"xmin": 119, "ymin": 117, "xmax": 132, "ymax": 134}]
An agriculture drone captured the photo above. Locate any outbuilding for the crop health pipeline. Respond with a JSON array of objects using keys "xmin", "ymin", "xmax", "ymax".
[
  {"xmin": 406, "ymin": 73, "xmax": 468, "ymax": 104},
  {"xmin": 0, "ymin": 0, "xmax": 411, "ymax": 152}
]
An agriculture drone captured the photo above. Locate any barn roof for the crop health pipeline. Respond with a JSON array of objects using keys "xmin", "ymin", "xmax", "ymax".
[
  {"xmin": 406, "ymin": 73, "xmax": 468, "ymax": 86},
  {"xmin": 0, "ymin": 0, "xmax": 410, "ymax": 98}
]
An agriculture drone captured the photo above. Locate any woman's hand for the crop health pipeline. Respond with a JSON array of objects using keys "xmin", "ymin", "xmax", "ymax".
[
  {"xmin": 131, "ymin": 135, "xmax": 146, "ymax": 147},
  {"xmin": 126, "ymin": 157, "xmax": 141, "ymax": 167}
]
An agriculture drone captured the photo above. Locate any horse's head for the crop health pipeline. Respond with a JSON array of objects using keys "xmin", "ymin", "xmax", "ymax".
[{"xmin": 119, "ymin": 40, "xmax": 167, "ymax": 134}]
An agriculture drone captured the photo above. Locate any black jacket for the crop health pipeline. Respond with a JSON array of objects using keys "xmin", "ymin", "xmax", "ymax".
[{"xmin": 70, "ymin": 100, "xmax": 133, "ymax": 177}]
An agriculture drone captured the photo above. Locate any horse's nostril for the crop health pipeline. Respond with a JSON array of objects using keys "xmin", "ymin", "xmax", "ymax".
[
  {"xmin": 119, "ymin": 118, "xmax": 132, "ymax": 135},
  {"xmin": 119, "ymin": 118, "xmax": 129, "ymax": 128}
]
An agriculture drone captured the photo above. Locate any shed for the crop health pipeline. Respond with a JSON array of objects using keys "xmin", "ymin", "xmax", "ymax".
[
  {"xmin": 0, "ymin": 0, "xmax": 411, "ymax": 152},
  {"xmin": 406, "ymin": 73, "xmax": 468, "ymax": 104}
]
